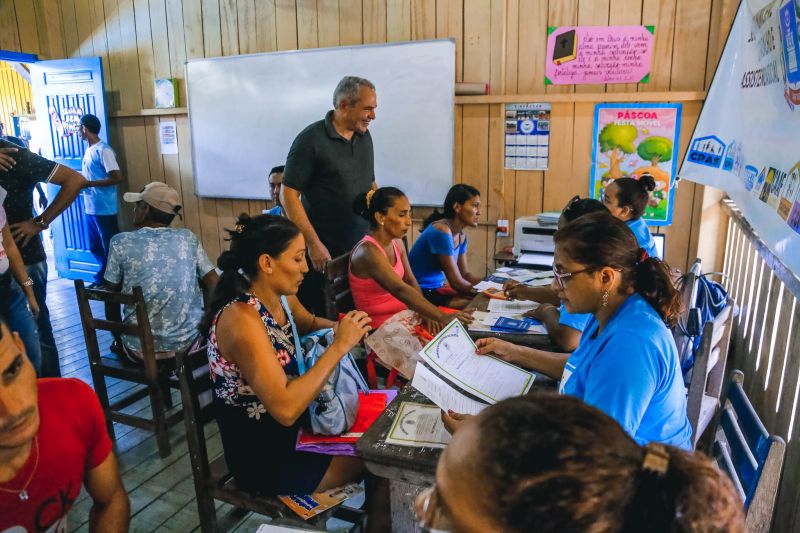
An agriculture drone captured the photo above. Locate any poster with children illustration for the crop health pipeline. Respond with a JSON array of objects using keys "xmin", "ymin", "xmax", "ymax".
[{"xmin": 590, "ymin": 103, "xmax": 682, "ymax": 226}]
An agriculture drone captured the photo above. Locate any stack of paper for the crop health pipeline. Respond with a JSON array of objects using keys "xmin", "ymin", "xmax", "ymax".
[
  {"xmin": 537, "ymin": 211, "xmax": 561, "ymax": 225},
  {"xmin": 411, "ymin": 320, "xmax": 535, "ymax": 415}
]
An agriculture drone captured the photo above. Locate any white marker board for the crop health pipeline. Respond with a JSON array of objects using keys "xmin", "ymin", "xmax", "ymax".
[{"xmin": 187, "ymin": 39, "xmax": 455, "ymax": 205}]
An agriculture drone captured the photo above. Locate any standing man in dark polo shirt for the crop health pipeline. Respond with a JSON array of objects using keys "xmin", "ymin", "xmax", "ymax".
[
  {"xmin": 0, "ymin": 140, "xmax": 86, "ymax": 377},
  {"xmin": 281, "ymin": 76, "xmax": 377, "ymax": 315}
]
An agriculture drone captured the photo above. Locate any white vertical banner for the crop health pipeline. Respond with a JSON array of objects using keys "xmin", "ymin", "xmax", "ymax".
[{"xmin": 679, "ymin": 0, "xmax": 800, "ymax": 275}]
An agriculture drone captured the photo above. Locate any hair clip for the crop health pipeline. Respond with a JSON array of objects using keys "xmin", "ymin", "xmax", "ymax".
[
  {"xmin": 233, "ymin": 223, "xmax": 245, "ymax": 234},
  {"xmin": 637, "ymin": 247, "xmax": 650, "ymax": 265},
  {"xmin": 366, "ymin": 189, "xmax": 376, "ymax": 209},
  {"xmin": 641, "ymin": 442, "xmax": 669, "ymax": 475}
]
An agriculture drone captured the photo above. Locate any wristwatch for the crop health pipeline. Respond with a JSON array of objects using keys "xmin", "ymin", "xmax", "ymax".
[{"xmin": 32, "ymin": 215, "xmax": 49, "ymax": 229}]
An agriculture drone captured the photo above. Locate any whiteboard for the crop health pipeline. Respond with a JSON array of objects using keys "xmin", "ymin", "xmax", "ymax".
[{"xmin": 186, "ymin": 39, "xmax": 455, "ymax": 205}]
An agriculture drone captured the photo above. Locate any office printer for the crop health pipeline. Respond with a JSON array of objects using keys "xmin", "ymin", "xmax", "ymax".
[{"xmin": 512, "ymin": 215, "xmax": 557, "ymax": 267}]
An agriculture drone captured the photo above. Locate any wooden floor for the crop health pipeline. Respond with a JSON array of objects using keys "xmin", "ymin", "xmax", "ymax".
[{"xmin": 49, "ymin": 277, "xmax": 277, "ymax": 532}]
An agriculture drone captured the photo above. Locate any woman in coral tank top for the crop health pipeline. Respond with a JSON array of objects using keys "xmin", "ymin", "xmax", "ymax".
[{"xmin": 349, "ymin": 187, "xmax": 473, "ymax": 332}]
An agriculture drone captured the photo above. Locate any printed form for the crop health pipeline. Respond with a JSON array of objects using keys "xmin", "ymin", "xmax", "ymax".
[{"xmin": 412, "ymin": 320, "xmax": 535, "ymax": 413}]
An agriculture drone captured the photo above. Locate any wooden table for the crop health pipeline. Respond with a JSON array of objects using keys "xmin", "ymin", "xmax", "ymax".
[
  {"xmin": 466, "ymin": 292, "xmax": 555, "ymax": 350},
  {"xmin": 357, "ymin": 386, "xmax": 437, "ymax": 533},
  {"xmin": 357, "ymin": 364, "xmax": 558, "ymax": 531}
]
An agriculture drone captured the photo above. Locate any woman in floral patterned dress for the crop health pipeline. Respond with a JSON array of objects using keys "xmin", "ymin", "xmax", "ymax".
[{"xmin": 200, "ymin": 214, "xmax": 388, "ymax": 530}]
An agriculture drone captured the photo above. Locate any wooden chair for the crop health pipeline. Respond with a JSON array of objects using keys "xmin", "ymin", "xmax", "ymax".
[
  {"xmin": 686, "ymin": 296, "xmax": 735, "ymax": 448},
  {"xmin": 74, "ymin": 279, "xmax": 183, "ymax": 458},
  {"xmin": 323, "ymin": 252, "xmax": 355, "ymax": 321},
  {"xmin": 175, "ymin": 348, "xmax": 365, "ymax": 532},
  {"xmin": 711, "ymin": 370, "xmax": 785, "ymax": 533},
  {"xmin": 672, "ymin": 258, "xmax": 703, "ymax": 373}
]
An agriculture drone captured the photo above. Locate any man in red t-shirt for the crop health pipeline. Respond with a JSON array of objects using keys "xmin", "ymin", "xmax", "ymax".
[{"xmin": 0, "ymin": 319, "xmax": 129, "ymax": 531}]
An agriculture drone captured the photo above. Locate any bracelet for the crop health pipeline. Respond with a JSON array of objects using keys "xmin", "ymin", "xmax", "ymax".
[
  {"xmin": 22, "ymin": 277, "xmax": 34, "ymax": 287},
  {"xmin": 32, "ymin": 216, "xmax": 48, "ymax": 229}
]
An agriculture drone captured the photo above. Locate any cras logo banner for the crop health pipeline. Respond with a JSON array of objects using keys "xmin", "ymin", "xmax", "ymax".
[{"xmin": 679, "ymin": 0, "xmax": 800, "ymax": 277}]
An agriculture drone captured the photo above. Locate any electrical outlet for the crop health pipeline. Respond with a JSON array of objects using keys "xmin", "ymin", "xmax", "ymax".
[{"xmin": 496, "ymin": 219, "xmax": 509, "ymax": 237}]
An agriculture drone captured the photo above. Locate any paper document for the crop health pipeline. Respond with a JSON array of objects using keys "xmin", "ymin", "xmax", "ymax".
[
  {"xmin": 487, "ymin": 299, "xmax": 538, "ymax": 314},
  {"xmin": 517, "ymin": 253, "xmax": 554, "ymax": 266},
  {"xmin": 419, "ymin": 320, "xmax": 535, "ymax": 404},
  {"xmin": 385, "ymin": 402, "xmax": 453, "ymax": 448},
  {"xmin": 411, "ymin": 363, "xmax": 487, "ymax": 415},
  {"xmin": 473, "ymin": 280, "xmax": 504, "ymax": 291},
  {"xmin": 527, "ymin": 277, "xmax": 555, "ymax": 288}
]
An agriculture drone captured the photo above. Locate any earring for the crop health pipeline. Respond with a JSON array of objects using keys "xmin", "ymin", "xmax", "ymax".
[
  {"xmin": 268, "ymin": 268, "xmax": 273, "ymax": 274},
  {"xmin": 602, "ymin": 289, "xmax": 609, "ymax": 307}
]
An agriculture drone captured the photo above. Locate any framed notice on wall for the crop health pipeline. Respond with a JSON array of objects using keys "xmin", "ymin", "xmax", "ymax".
[
  {"xmin": 504, "ymin": 103, "xmax": 551, "ymax": 171},
  {"xmin": 590, "ymin": 103, "xmax": 682, "ymax": 226},
  {"xmin": 545, "ymin": 25, "xmax": 655, "ymax": 85}
]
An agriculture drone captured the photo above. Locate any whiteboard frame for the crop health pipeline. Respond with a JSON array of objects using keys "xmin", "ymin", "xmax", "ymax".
[{"xmin": 185, "ymin": 39, "xmax": 456, "ymax": 206}]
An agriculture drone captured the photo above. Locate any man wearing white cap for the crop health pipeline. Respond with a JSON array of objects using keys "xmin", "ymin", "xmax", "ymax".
[{"xmin": 103, "ymin": 182, "xmax": 218, "ymax": 363}]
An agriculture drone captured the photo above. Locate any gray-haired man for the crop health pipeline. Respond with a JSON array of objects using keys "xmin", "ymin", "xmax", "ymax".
[{"xmin": 281, "ymin": 76, "xmax": 377, "ymax": 315}]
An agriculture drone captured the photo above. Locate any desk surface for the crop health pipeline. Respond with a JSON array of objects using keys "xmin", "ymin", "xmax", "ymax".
[
  {"xmin": 357, "ymin": 386, "xmax": 439, "ymax": 485},
  {"xmin": 467, "ymin": 293, "xmax": 554, "ymax": 350}
]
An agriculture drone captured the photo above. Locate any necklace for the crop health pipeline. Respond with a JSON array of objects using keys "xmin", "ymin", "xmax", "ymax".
[
  {"xmin": 443, "ymin": 219, "xmax": 463, "ymax": 249},
  {"xmin": 0, "ymin": 436, "xmax": 39, "ymax": 501}
]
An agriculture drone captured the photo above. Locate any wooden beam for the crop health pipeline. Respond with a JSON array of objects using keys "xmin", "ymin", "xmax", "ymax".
[{"xmin": 455, "ymin": 90, "xmax": 706, "ymax": 104}]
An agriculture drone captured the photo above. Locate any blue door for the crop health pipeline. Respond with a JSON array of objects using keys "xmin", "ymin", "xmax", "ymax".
[{"xmin": 30, "ymin": 57, "xmax": 109, "ymax": 280}]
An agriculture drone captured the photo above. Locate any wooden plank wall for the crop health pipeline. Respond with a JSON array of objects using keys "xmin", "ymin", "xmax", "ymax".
[
  {"xmin": 0, "ymin": 0, "xmax": 736, "ymax": 274},
  {"xmin": 0, "ymin": 61, "xmax": 32, "ymax": 136}
]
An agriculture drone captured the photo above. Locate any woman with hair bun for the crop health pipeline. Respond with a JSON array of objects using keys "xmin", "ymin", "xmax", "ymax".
[
  {"xmin": 418, "ymin": 394, "xmax": 744, "ymax": 533},
  {"xmin": 200, "ymin": 214, "xmax": 389, "ymax": 530},
  {"xmin": 466, "ymin": 212, "xmax": 692, "ymax": 449},
  {"xmin": 602, "ymin": 174, "xmax": 659, "ymax": 258},
  {"xmin": 349, "ymin": 187, "xmax": 473, "ymax": 331},
  {"xmin": 408, "ymin": 184, "xmax": 483, "ymax": 309}
]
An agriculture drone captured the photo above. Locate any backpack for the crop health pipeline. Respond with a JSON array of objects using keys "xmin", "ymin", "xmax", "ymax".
[
  {"xmin": 282, "ymin": 296, "xmax": 369, "ymax": 435},
  {"xmin": 675, "ymin": 274, "xmax": 730, "ymax": 378}
]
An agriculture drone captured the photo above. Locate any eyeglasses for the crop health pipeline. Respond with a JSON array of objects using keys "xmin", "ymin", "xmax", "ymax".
[
  {"xmin": 416, "ymin": 484, "xmax": 454, "ymax": 533},
  {"xmin": 552, "ymin": 265, "xmax": 594, "ymax": 290}
]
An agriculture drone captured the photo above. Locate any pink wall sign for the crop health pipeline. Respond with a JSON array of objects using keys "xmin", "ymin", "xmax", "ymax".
[{"xmin": 545, "ymin": 25, "xmax": 654, "ymax": 85}]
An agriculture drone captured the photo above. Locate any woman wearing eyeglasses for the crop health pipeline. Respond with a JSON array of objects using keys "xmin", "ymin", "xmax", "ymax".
[
  {"xmin": 419, "ymin": 395, "xmax": 743, "ymax": 533},
  {"xmin": 471, "ymin": 211, "xmax": 692, "ymax": 449}
]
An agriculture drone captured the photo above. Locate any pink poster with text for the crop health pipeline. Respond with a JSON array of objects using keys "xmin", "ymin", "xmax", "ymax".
[{"xmin": 545, "ymin": 25, "xmax": 654, "ymax": 85}]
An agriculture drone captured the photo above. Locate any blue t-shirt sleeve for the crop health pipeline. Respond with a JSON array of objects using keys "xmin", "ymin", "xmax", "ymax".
[
  {"xmin": 427, "ymin": 227, "xmax": 456, "ymax": 256},
  {"xmin": 580, "ymin": 332, "xmax": 660, "ymax": 442}
]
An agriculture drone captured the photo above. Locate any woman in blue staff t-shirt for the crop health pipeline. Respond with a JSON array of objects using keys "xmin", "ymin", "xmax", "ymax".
[
  {"xmin": 602, "ymin": 174, "xmax": 660, "ymax": 259},
  {"xmin": 408, "ymin": 184, "xmax": 483, "ymax": 309},
  {"xmin": 472, "ymin": 211, "xmax": 693, "ymax": 450}
]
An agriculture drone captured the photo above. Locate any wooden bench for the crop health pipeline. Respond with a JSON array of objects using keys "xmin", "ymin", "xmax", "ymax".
[
  {"xmin": 711, "ymin": 370, "xmax": 785, "ymax": 533},
  {"xmin": 74, "ymin": 279, "xmax": 183, "ymax": 458},
  {"xmin": 175, "ymin": 347, "xmax": 365, "ymax": 532}
]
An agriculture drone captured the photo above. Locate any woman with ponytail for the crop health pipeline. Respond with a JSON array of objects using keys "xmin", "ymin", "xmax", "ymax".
[
  {"xmin": 468, "ymin": 212, "xmax": 692, "ymax": 449},
  {"xmin": 408, "ymin": 184, "xmax": 483, "ymax": 309},
  {"xmin": 200, "ymin": 214, "xmax": 389, "ymax": 530},
  {"xmin": 418, "ymin": 394, "xmax": 744, "ymax": 533},
  {"xmin": 349, "ymin": 187, "xmax": 473, "ymax": 331},
  {"xmin": 602, "ymin": 174, "xmax": 660, "ymax": 258}
]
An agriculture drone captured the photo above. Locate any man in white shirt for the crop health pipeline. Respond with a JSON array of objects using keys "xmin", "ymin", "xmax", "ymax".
[{"xmin": 78, "ymin": 114, "xmax": 124, "ymax": 284}]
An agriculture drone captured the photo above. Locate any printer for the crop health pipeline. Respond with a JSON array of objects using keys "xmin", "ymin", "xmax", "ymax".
[{"xmin": 512, "ymin": 215, "xmax": 557, "ymax": 268}]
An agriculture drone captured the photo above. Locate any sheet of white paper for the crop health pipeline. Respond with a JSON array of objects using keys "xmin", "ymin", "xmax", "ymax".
[
  {"xmin": 385, "ymin": 401, "xmax": 453, "ymax": 448},
  {"xmin": 473, "ymin": 280, "xmax": 504, "ymax": 291},
  {"xmin": 517, "ymin": 252, "xmax": 554, "ymax": 266},
  {"xmin": 411, "ymin": 363, "xmax": 487, "ymax": 415},
  {"xmin": 487, "ymin": 299, "xmax": 538, "ymax": 314},
  {"xmin": 419, "ymin": 320, "xmax": 535, "ymax": 403},
  {"xmin": 496, "ymin": 266, "xmax": 512, "ymax": 272},
  {"xmin": 159, "ymin": 120, "xmax": 179, "ymax": 154}
]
